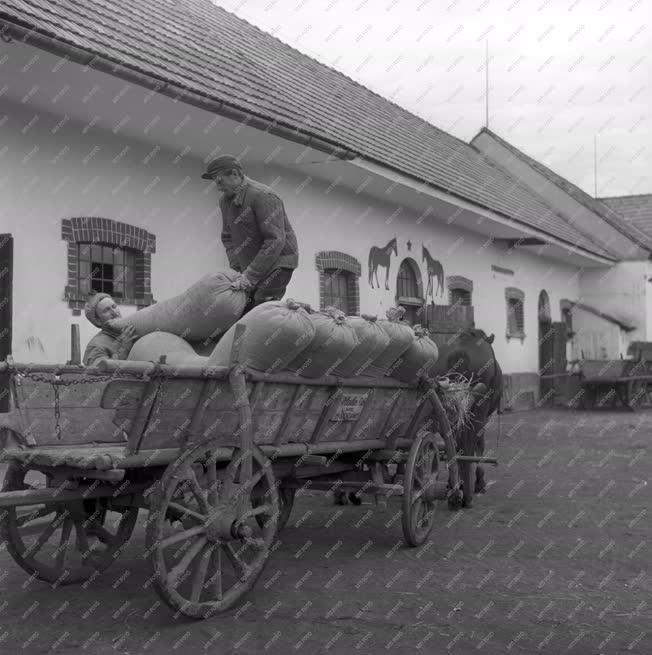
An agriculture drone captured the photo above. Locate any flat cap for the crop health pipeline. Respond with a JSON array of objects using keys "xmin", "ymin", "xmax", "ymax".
[{"xmin": 201, "ymin": 154, "xmax": 242, "ymax": 180}]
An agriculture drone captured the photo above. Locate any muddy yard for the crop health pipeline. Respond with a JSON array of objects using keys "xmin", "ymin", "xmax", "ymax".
[{"xmin": 0, "ymin": 407, "xmax": 650, "ymax": 654}]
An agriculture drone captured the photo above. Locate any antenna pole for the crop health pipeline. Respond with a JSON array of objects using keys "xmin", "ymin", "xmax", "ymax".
[{"xmin": 485, "ymin": 40, "xmax": 489, "ymax": 128}]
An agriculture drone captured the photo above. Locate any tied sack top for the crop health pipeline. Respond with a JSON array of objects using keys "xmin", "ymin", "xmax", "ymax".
[
  {"xmin": 388, "ymin": 325, "xmax": 440, "ymax": 384},
  {"xmin": 333, "ymin": 314, "xmax": 391, "ymax": 377},
  {"xmin": 286, "ymin": 307, "xmax": 359, "ymax": 378}
]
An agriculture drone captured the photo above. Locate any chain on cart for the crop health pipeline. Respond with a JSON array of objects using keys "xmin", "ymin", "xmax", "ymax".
[{"xmin": 11, "ymin": 367, "xmax": 132, "ymax": 440}]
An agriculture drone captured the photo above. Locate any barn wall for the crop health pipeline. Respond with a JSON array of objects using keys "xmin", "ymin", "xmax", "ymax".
[
  {"xmin": 244, "ymin": 163, "xmax": 581, "ymax": 380},
  {"xmin": 2, "ymin": 97, "xmax": 581, "ymax": 386},
  {"xmin": 571, "ymin": 307, "xmax": 624, "ymax": 359},
  {"xmin": 0, "ymin": 96, "xmax": 227, "ymax": 364}
]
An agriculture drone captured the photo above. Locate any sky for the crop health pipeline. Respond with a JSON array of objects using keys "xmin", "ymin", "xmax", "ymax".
[{"xmin": 212, "ymin": 0, "xmax": 651, "ymax": 197}]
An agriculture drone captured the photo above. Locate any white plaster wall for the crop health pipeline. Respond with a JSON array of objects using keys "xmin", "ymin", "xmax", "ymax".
[
  {"xmin": 647, "ymin": 261, "xmax": 652, "ymax": 341},
  {"xmin": 0, "ymin": 97, "xmax": 227, "ymax": 363},
  {"xmin": 579, "ymin": 262, "xmax": 648, "ymax": 344},
  {"xmin": 246, "ymin": 165, "xmax": 581, "ymax": 375},
  {"xmin": 2, "ymin": 99, "xmax": 581, "ymax": 374},
  {"xmin": 571, "ymin": 308, "xmax": 623, "ymax": 359}
]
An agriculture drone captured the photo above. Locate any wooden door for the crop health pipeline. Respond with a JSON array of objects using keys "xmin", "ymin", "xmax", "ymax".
[
  {"xmin": 0, "ymin": 234, "xmax": 13, "ymax": 412},
  {"xmin": 538, "ymin": 319, "xmax": 555, "ymax": 403}
]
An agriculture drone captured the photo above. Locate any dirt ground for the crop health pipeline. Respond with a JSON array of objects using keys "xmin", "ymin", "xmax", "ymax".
[{"xmin": 0, "ymin": 407, "xmax": 650, "ymax": 655}]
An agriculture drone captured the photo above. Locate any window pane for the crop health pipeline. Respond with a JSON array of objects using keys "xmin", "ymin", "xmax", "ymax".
[
  {"xmin": 324, "ymin": 269, "xmax": 350, "ymax": 313},
  {"xmin": 91, "ymin": 262, "xmax": 102, "ymax": 279},
  {"xmin": 125, "ymin": 250, "xmax": 136, "ymax": 267},
  {"xmin": 451, "ymin": 288, "xmax": 471, "ymax": 306},
  {"xmin": 91, "ymin": 279, "xmax": 103, "ymax": 293},
  {"xmin": 79, "ymin": 261, "xmax": 91, "ymax": 279},
  {"xmin": 91, "ymin": 245, "xmax": 103, "ymax": 263},
  {"xmin": 78, "ymin": 243, "xmax": 92, "ymax": 260},
  {"xmin": 125, "ymin": 266, "xmax": 135, "ymax": 284},
  {"xmin": 113, "ymin": 249, "xmax": 124, "ymax": 265},
  {"xmin": 113, "ymin": 282, "xmax": 125, "ymax": 298},
  {"xmin": 79, "ymin": 278, "xmax": 91, "ymax": 294},
  {"xmin": 125, "ymin": 280, "xmax": 135, "ymax": 299},
  {"xmin": 100, "ymin": 263, "xmax": 113, "ymax": 281},
  {"xmin": 397, "ymin": 261, "xmax": 418, "ymax": 297},
  {"xmin": 102, "ymin": 246, "xmax": 113, "ymax": 264},
  {"xmin": 114, "ymin": 265, "xmax": 125, "ymax": 283}
]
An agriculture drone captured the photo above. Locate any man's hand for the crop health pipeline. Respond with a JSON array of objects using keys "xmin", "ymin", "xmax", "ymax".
[
  {"xmin": 114, "ymin": 325, "xmax": 139, "ymax": 360},
  {"xmin": 118, "ymin": 325, "xmax": 139, "ymax": 345},
  {"xmin": 230, "ymin": 274, "xmax": 254, "ymax": 293}
]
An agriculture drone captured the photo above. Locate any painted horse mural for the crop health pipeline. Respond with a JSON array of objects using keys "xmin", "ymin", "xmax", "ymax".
[
  {"xmin": 431, "ymin": 327, "xmax": 504, "ymax": 507},
  {"xmin": 368, "ymin": 237, "xmax": 397, "ymax": 290},
  {"xmin": 422, "ymin": 245, "xmax": 444, "ymax": 298}
]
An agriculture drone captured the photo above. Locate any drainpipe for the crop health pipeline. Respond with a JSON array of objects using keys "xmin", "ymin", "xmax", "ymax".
[{"xmin": 0, "ymin": 16, "xmax": 359, "ymax": 163}]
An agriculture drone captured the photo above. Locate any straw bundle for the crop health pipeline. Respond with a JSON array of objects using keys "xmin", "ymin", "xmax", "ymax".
[{"xmin": 438, "ymin": 375, "xmax": 476, "ymax": 432}]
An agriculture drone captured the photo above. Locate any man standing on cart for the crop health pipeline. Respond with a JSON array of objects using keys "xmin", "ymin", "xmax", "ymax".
[{"xmin": 202, "ymin": 155, "xmax": 299, "ymax": 316}]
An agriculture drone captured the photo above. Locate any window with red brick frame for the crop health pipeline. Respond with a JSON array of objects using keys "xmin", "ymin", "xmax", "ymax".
[
  {"xmin": 62, "ymin": 217, "xmax": 156, "ymax": 313},
  {"xmin": 315, "ymin": 251, "xmax": 361, "ymax": 315}
]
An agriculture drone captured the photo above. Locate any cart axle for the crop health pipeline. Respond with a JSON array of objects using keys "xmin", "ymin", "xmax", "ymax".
[{"xmin": 0, "ymin": 482, "xmax": 150, "ymax": 508}]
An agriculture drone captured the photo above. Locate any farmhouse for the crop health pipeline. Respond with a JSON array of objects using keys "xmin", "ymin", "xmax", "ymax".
[{"xmin": 1, "ymin": 0, "xmax": 650, "ymax": 410}]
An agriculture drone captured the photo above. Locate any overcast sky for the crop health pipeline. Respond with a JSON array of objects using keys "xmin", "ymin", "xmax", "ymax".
[{"xmin": 212, "ymin": 0, "xmax": 650, "ymax": 198}]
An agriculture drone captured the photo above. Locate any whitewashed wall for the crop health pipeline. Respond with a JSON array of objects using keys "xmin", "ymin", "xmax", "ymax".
[
  {"xmin": 647, "ymin": 262, "xmax": 652, "ymax": 341},
  {"xmin": 1, "ymin": 97, "xmax": 227, "ymax": 363},
  {"xmin": 571, "ymin": 308, "xmax": 624, "ymax": 359},
  {"xmin": 2, "ymin": 99, "xmax": 581, "ymax": 375},
  {"xmin": 579, "ymin": 262, "xmax": 648, "ymax": 344},
  {"xmin": 246, "ymin": 165, "xmax": 581, "ymax": 375}
]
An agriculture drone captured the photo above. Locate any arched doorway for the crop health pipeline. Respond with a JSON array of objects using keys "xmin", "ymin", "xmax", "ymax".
[
  {"xmin": 538, "ymin": 290, "xmax": 554, "ymax": 403},
  {"xmin": 396, "ymin": 258, "xmax": 424, "ymax": 326}
]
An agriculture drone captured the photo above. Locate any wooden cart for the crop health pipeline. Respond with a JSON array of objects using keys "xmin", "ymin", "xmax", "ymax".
[{"xmin": 0, "ymin": 341, "xmax": 493, "ymax": 619}]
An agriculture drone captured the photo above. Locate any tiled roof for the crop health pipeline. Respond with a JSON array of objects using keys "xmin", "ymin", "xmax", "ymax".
[
  {"xmin": 475, "ymin": 129, "xmax": 652, "ymax": 253},
  {"xmin": 600, "ymin": 195, "xmax": 652, "ymax": 241},
  {"xmin": 0, "ymin": 0, "xmax": 615, "ymax": 260}
]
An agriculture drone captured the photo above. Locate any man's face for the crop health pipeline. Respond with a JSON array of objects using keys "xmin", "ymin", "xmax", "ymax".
[
  {"xmin": 213, "ymin": 169, "xmax": 243, "ymax": 196},
  {"xmin": 96, "ymin": 297, "xmax": 121, "ymax": 323}
]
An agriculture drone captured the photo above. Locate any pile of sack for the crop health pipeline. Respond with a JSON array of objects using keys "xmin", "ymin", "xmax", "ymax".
[
  {"xmin": 207, "ymin": 299, "xmax": 439, "ymax": 384},
  {"xmin": 117, "ymin": 269, "xmax": 439, "ymax": 383}
]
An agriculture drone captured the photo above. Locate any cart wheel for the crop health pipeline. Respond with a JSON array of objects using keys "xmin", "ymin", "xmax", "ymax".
[
  {"xmin": 0, "ymin": 463, "xmax": 138, "ymax": 585},
  {"xmin": 401, "ymin": 432, "xmax": 441, "ymax": 547},
  {"xmin": 254, "ymin": 485, "xmax": 295, "ymax": 532},
  {"xmin": 146, "ymin": 441, "xmax": 279, "ymax": 619}
]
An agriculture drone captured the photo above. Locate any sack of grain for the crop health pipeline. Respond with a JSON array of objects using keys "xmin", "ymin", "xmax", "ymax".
[
  {"xmin": 208, "ymin": 299, "xmax": 314, "ymax": 372},
  {"xmin": 332, "ymin": 314, "xmax": 390, "ymax": 377},
  {"xmin": 128, "ymin": 331, "xmax": 209, "ymax": 367},
  {"xmin": 388, "ymin": 325, "xmax": 439, "ymax": 384},
  {"xmin": 108, "ymin": 270, "xmax": 248, "ymax": 341},
  {"xmin": 364, "ymin": 307, "xmax": 415, "ymax": 377},
  {"xmin": 286, "ymin": 307, "xmax": 359, "ymax": 378}
]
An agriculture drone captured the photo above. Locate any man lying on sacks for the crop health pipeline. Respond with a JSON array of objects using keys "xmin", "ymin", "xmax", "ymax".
[
  {"xmin": 202, "ymin": 154, "xmax": 299, "ymax": 316},
  {"xmin": 82, "ymin": 292, "xmax": 139, "ymax": 366}
]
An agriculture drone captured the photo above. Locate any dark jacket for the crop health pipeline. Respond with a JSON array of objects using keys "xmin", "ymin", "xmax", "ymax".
[
  {"xmin": 220, "ymin": 178, "xmax": 299, "ymax": 285},
  {"xmin": 83, "ymin": 329, "xmax": 131, "ymax": 366}
]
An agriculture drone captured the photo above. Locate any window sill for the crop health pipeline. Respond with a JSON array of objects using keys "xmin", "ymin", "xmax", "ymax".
[
  {"xmin": 65, "ymin": 292, "xmax": 154, "ymax": 309},
  {"xmin": 506, "ymin": 332, "xmax": 526, "ymax": 343},
  {"xmin": 397, "ymin": 295, "xmax": 424, "ymax": 306}
]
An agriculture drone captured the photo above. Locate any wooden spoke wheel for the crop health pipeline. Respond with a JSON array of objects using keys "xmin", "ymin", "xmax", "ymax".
[
  {"xmin": 0, "ymin": 463, "xmax": 138, "ymax": 585},
  {"xmin": 401, "ymin": 432, "xmax": 441, "ymax": 547},
  {"xmin": 146, "ymin": 442, "xmax": 279, "ymax": 619},
  {"xmin": 253, "ymin": 484, "xmax": 295, "ymax": 532}
]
